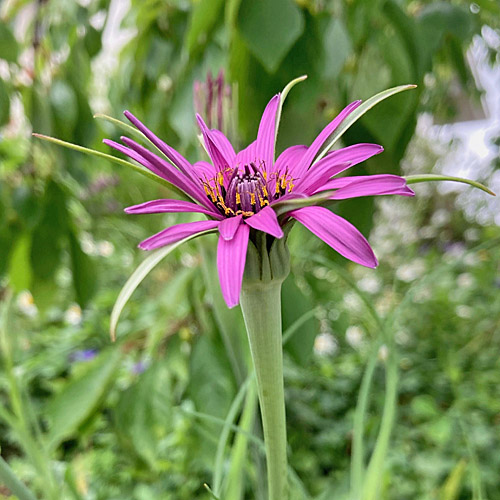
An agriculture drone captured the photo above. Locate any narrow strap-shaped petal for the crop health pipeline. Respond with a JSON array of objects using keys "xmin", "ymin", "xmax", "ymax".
[
  {"xmin": 193, "ymin": 160, "xmax": 217, "ymax": 179},
  {"xmin": 211, "ymin": 129, "xmax": 236, "ymax": 163},
  {"xmin": 123, "ymin": 110, "xmax": 196, "ymax": 180},
  {"xmin": 120, "ymin": 137, "xmax": 212, "ymax": 209},
  {"xmin": 217, "ymin": 223, "xmax": 250, "ymax": 308},
  {"xmin": 329, "ymin": 175, "xmax": 415, "ymax": 200},
  {"xmin": 244, "ymin": 206, "xmax": 283, "ymax": 238},
  {"xmin": 291, "ymin": 100, "xmax": 362, "ymax": 180},
  {"xmin": 295, "ymin": 143, "xmax": 383, "ymax": 193},
  {"xmin": 196, "ymin": 114, "xmax": 233, "ymax": 172},
  {"xmin": 316, "ymin": 174, "xmax": 415, "ymax": 198},
  {"xmin": 234, "ymin": 141, "xmax": 257, "ymax": 170},
  {"xmin": 255, "ymin": 95, "xmax": 280, "ymax": 173},
  {"xmin": 219, "ymin": 215, "xmax": 243, "ymax": 240},
  {"xmin": 139, "ymin": 220, "xmax": 220, "ymax": 250},
  {"xmin": 297, "ymin": 162, "xmax": 351, "ymax": 196},
  {"xmin": 289, "ymin": 206, "xmax": 377, "ymax": 268},
  {"xmin": 125, "ymin": 199, "xmax": 223, "ymax": 218},
  {"xmin": 273, "ymin": 145, "xmax": 307, "ymax": 176}
]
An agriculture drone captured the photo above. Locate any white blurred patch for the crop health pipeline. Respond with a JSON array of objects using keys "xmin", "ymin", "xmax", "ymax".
[
  {"xmin": 65, "ymin": 304, "xmax": 82, "ymax": 325},
  {"xmin": 346, "ymin": 326, "xmax": 364, "ymax": 349},
  {"xmin": 17, "ymin": 291, "xmax": 38, "ymax": 318},
  {"xmin": 314, "ymin": 333, "xmax": 338, "ymax": 357}
]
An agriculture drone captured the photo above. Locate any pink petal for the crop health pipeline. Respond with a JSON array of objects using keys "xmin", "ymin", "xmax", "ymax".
[
  {"xmin": 274, "ymin": 145, "xmax": 307, "ymax": 177},
  {"xmin": 219, "ymin": 215, "xmax": 243, "ymax": 241},
  {"xmin": 296, "ymin": 143, "xmax": 383, "ymax": 193},
  {"xmin": 217, "ymin": 223, "xmax": 250, "ymax": 308},
  {"xmin": 119, "ymin": 137, "xmax": 211, "ymax": 208},
  {"xmin": 123, "ymin": 111, "xmax": 195, "ymax": 180},
  {"xmin": 139, "ymin": 220, "xmax": 220, "ymax": 250},
  {"xmin": 319, "ymin": 175, "xmax": 415, "ymax": 199},
  {"xmin": 234, "ymin": 141, "xmax": 257, "ymax": 169},
  {"xmin": 211, "ymin": 129, "xmax": 236, "ymax": 163},
  {"xmin": 244, "ymin": 206, "xmax": 284, "ymax": 238},
  {"xmin": 292, "ymin": 100, "xmax": 362, "ymax": 180},
  {"xmin": 196, "ymin": 114, "xmax": 233, "ymax": 171},
  {"xmin": 125, "ymin": 199, "xmax": 222, "ymax": 218},
  {"xmin": 255, "ymin": 95, "xmax": 280, "ymax": 173},
  {"xmin": 297, "ymin": 162, "xmax": 352, "ymax": 196},
  {"xmin": 289, "ymin": 206, "xmax": 378, "ymax": 268},
  {"xmin": 193, "ymin": 160, "xmax": 217, "ymax": 179}
]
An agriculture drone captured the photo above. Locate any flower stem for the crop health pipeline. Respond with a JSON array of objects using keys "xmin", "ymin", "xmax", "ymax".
[{"xmin": 240, "ymin": 281, "xmax": 287, "ymax": 500}]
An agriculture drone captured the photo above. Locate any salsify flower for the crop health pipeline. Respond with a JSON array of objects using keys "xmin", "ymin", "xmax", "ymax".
[{"xmin": 104, "ymin": 92, "xmax": 414, "ymax": 308}]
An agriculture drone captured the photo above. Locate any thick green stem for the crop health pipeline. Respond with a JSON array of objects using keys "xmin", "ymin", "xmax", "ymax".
[{"xmin": 240, "ymin": 282, "xmax": 287, "ymax": 500}]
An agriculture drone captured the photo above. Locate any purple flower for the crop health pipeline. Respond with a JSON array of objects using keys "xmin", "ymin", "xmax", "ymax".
[
  {"xmin": 69, "ymin": 349, "xmax": 98, "ymax": 363},
  {"xmin": 104, "ymin": 92, "xmax": 414, "ymax": 308}
]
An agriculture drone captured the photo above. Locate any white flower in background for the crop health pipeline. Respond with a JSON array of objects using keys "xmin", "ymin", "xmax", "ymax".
[
  {"xmin": 17, "ymin": 291, "xmax": 38, "ymax": 318},
  {"xmin": 314, "ymin": 333, "xmax": 338, "ymax": 357},
  {"xmin": 357, "ymin": 274, "xmax": 382, "ymax": 294},
  {"xmin": 457, "ymin": 272, "xmax": 475, "ymax": 288},
  {"xmin": 396, "ymin": 259, "xmax": 426, "ymax": 282},
  {"xmin": 378, "ymin": 344, "xmax": 389, "ymax": 361},
  {"xmin": 456, "ymin": 305, "xmax": 473, "ymax": 319},
  {"xmin": 430, "ymin": 208, "xmax": 451, "ymax": 227},
  {"xmin": 97, "ymin": 240, "xmax": 115, "ymax": 257},
  {"xmin": 65, "ymin": 304, "xmax": 82, "ymax": 325},
  {"xmin": 346, "ymin": 326, "xmax": 364, "ymax": 349}
]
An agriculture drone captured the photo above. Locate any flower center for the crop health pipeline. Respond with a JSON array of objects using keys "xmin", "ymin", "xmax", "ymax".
[
  {"xmin": 202, "ymin": 162, "xmax": 295, "ymax": 218},
  {"xmin": 225, "ymin": 163, "xmax": 269, "ymax": 216}
]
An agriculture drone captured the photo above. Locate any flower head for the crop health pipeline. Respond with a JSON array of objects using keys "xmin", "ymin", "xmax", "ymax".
[{"xmin": 104, "ymin": 83, "xmax": 414, "ymax": 308}]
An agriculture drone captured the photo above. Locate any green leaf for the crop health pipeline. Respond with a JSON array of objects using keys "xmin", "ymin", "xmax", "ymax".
[
  {"xmin": 33, "ymin": 133, "xmax": 172, "ymax": 189},
  {"xmin": 313, "ymin": 84, "xmax": 417, "ymax": 165},
  {"xmin": 405, "ymin": 174, "xmax": 495, "ymax": 196},
  {"xmin": 45, "ymin": 348, "xmax": 122, "ymax": 450},
  {"xmin": 8, "ymin": 234, "xmax": 32, "ymax": 292},
  {"xmin": 68, "ymin": 228, "xmax": 96, "ymax": 309},
  {"xmin": 110, "ymin": 230, "xmax": 215, "ymax": 340},
  {"xmin": 0, "ymin": 23, "xmax": 19, "ymax": 62},
  {"xmin": 237, "ymin": 0, "xmax": 304, "ymax": 73},
  {"xmin": 30, "ymin": 180, "xmax": 68, "ymax": 282},
  {"xmin": 114, "ymin": 361, "xmax": 173, "ymax": 467},
  {"xmin": 50, "ymin": 81, "xmax": 78, "ymax": 141},
  {"xmin": 282, "ymin": 276, "xmax": 317, "ymax": 365},
  {"xmin": 322, "ymin": 19, "xmax": 352, "ymax": 80},
  {"xmin": 185, "ymin": 0, "xmax": 225, "ymax": 54}
]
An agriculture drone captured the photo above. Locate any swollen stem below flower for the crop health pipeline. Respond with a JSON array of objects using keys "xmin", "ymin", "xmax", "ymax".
[{"xmin": 240, "ymin": 281, "xmax": 288, "ymax": 500}]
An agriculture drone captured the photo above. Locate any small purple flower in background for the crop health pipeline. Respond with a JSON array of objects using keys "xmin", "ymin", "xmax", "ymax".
[
  {"xmin": 69, "ymin": 349, "xmax": 98, "ymax": 363},
  {"xmin": 104, "ymin": 83, "xmax": 414, "ymax": 308},
  {"xmin": 130, "ymin": 359, "xmax": 149, "ymax": 375}
]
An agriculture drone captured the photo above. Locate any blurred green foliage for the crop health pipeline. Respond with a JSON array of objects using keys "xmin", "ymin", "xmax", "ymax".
[{"xmin": 0, "ymin": 0, "xmax": 499, "ymax": 499}]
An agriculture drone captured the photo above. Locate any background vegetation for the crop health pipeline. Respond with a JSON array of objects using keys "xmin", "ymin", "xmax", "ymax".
[{"xmin": 1, "ymin": 0, "xmax": 499, "ymax": 499}]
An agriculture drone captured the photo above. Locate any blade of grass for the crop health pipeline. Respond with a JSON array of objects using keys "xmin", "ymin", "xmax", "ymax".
[
  {"xmin": 282, "ymin": 307, "xmax": 319, "ymax": 345},
  {"xmin": 313, "ymin": 84, "xmax": 417, "ymax": 166},
  {"xmin": 33, "ymin": 133, "xmax": 172, "ymax": 189},
  {"xmin": 405, "ymin": 174, "xmax": 495, "ymax": 196},
  {"xmin": 275, "ymin": 75, "xmax": 308, "ymax": 160},
  {"xmin": 213, "ymin": 376, "xmax": 253, "ymax": 495},
  {"xmin": 224, "ymin": 381, "xmax": 258, "ymax": 500},
  {"xmin": 93, "ymin": 113, "xmax": 143, "ymax": 140}
]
